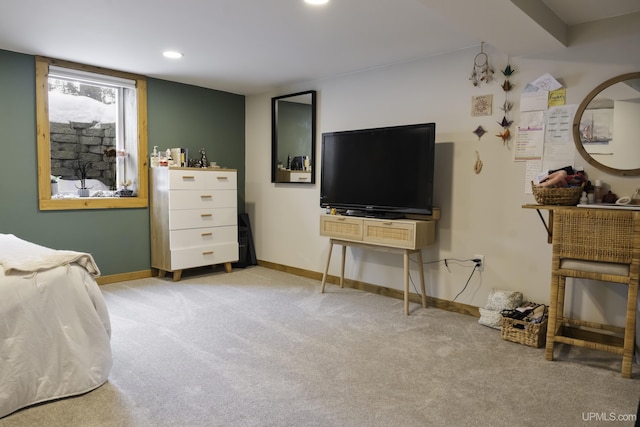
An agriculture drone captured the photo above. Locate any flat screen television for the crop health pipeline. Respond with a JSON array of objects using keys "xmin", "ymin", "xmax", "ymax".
[{"xmin": 320, "ymin": 122, "xmax": 436, "ymax": 218}]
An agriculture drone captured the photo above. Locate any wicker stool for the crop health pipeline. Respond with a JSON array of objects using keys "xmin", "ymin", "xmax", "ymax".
[{"xmin": 546, "ymin": 208, "xmax": 640, "ymax": 378}]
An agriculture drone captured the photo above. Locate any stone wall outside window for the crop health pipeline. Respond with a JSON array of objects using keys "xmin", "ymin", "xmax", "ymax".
[{"xmin": 50, "ymin": 121, "xmax": 117, "ymax": 189}]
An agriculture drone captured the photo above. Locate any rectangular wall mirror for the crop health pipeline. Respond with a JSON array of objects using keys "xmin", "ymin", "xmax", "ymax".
[{"xmin": 271, "ymin": 90, "xmax": 316, "ymax": 184}]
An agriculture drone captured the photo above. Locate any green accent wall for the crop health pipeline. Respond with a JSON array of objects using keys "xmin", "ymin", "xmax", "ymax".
[{"xmin": 0, "ymin": 49, "xmax": 245, "ymax": 275}]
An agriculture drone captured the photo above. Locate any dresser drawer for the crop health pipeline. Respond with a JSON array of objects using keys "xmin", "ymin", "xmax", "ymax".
[
  {"xmin": 169, "ymin": 169, "xmax": 237, "ymax": 190},
  {"xmin": 169, "ymin": 226, "xmax": 238, "ymax": 249},
  {"xmin": 364, "ymin": 220, "xmax": 415, "ymax": 248},
  {"xmin": 169, "ymin": 242, "xmax": 239, "ymax": 270},
  {"xmin": 276, "ymin": 169, "xmax": 312, "ymax": 183},
  {"xmin": 169, "ymin": 207, "xmax": 237, "ymax": 230},
  {"xmin": 320, "ymin": 215, "xmax": 363, "ymax": 241},
  {"xmin": 168, "ymin": 189, "xmax": 237, "ymax": 209},
  {"xmin": 289, "ymin": 172, "xmax": 311, "ymax": 183},
  {"xmin": 363, "ymin": 219, "xmax": 435, "ymax": 249}
]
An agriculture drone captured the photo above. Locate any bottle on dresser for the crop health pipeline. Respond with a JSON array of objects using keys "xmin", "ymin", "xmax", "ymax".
[
  {"xmin": 580, "ymin": 191, "xmax": 588, "ymax": 205},
  {"xmin": 150, "ymin": 146, "xmax": 159, "ymax": 168},
  {"xmin": 594, "ymin": 179, "xmax": 603, "ymax": 204}
]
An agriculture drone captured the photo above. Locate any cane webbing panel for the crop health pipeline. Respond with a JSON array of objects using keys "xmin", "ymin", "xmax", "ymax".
[{"xmin": 552, "ymin": 209, "xmax": 636, "ymax": 264}]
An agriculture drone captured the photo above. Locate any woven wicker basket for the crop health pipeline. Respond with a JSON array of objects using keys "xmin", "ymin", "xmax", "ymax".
[
  {"xmin": 531, "ymin": 182, "xmax": 583, "ymax": 206},
  {"xmin": 501, "ymin": 317, "xmax": 547, "ymax": 348}
]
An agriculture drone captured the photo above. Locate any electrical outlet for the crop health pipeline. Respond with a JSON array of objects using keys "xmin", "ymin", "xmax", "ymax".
[{"xmin": 473, "ymin": 254, "xmax": 484, "ymax": 272}]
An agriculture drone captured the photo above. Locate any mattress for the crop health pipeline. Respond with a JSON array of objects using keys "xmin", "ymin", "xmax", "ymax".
[{"xmin": 0, "ymin": 234, "xmax": 112, "ymax": 419}]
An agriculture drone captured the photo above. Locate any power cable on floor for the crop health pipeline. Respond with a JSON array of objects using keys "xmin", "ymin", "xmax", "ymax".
[{"xmin": 408, "ymin": 257, "xmax": 481, "ymax": 300}]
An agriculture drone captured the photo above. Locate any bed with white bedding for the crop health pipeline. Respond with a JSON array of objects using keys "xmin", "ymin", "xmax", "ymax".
[{"xmin": 0, "ymin": 234, "xmax": 112, "ymax": 419}]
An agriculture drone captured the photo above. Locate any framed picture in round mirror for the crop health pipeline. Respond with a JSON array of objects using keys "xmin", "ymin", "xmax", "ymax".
[{"xmin": 573, "ymin": 72, "xmax": 640, "ymax": 176}]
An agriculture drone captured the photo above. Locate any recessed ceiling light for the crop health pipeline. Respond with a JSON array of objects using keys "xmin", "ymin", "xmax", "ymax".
[
  {"xmin": 163, "ymin": 51, "xmax": 183, "ymax": 59},
  {"xmin": 305, "ymin": 0, "xmax": 329, "ymax": 5}
]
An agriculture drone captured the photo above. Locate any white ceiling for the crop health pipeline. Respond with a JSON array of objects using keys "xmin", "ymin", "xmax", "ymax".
[
  {"xmin": 541, "ymin": 0, "xmax": 640, "ymax": 25},
  {"xmin": 1, "ymin": 0, "xmax": 639, "ymax": 95}
]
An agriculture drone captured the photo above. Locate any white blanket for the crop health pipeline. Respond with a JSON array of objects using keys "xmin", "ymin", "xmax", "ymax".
[
  {"xmin": 0, "ymin": 235, "xmax": 111, "ymax": 419},
  {"xmin": 0, "ymin": 233, "xmax": 100, "ymax": 277}
]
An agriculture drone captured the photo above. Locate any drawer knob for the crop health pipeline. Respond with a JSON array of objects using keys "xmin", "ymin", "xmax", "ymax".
[
  {"xmin": 201, "ymin": 232, "xmax": 213, "ymax": 236},
  {"xmin": 182, "ymin": 176, "xmax": 195, "ymax": 180},
  {"xmin": 202, "ymin": 251, "xmax": 214, "ymax": 255},
  {"xmin": 200, "ymin": 194, "xmax": 213, "ymax": 199},
  {"xmin": 217, "ymin": 176, "xmax": 228, "ymax": 181},
  {"xmin": 201, "ymin": 213, "xmax": 213, "ymax": 217}
]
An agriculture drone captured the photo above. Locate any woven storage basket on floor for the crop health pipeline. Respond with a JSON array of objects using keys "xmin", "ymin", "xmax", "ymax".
[
  {"xmin": 531, "ymin": 182, "xmax": 583, "ymax": 206},
  {"xmin": 501, "ymin": 317, "xmax": 547, "ymax": 348}
]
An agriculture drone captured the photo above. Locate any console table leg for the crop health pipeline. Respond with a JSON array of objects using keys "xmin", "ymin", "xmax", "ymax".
[
  {"xmin": 340, "ymin": 245, "xmax": 346, "ymax": 288},
  {"xmin": 404, "ymin": 250, "xmax": 410, "ymax": 315},
  {"xmin": 320, "ymin": 240, "xmax": 334, "ymax": 293},
  {"xmin": 417, "ymin": 250, "xmax": 426, "ymax": 308}
]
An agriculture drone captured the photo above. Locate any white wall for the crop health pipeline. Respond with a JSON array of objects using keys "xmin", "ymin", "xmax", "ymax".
[
  {"xmin": 245, "ymin": 44, "xmax": 640, "ymax": 327},
  {"xmin": 612, "ymin": 100, "xmax": 640, "ymax": 170}
]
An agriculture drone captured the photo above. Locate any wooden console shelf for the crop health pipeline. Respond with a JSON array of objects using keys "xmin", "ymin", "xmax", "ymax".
[
  {"xmin": 319, "ymin": 214, "xmax": 436, "ymax": 315},
  {"xmin": 523, "ymin": 204, "xmax": 640, "ymax": 378}
]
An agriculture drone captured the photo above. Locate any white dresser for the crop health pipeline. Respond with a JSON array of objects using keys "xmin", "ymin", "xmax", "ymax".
[{"xmin": 150, "ymin": 167, "xmax": 238, "ymax": 281}]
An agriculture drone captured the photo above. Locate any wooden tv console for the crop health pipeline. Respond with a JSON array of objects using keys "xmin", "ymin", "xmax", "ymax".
[{"xmin": 319, "ymin": 214, "xmax": 436, "ymax": 315}]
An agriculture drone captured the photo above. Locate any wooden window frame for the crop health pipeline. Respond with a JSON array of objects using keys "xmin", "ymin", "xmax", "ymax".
[{"xmin": 36, "ymin": 56, "xmax": 148, "ymax": 210}]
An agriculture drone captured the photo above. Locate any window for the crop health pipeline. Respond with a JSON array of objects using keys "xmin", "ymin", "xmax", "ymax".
[{"xmin": 36, "ymin": 56, "xmax": 148, "ymax": 210}]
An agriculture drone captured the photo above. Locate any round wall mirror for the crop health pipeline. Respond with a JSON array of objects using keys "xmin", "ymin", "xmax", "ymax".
[{"xmin": 573, "ymin": 72, "xmax": 640, "ymax": 176}]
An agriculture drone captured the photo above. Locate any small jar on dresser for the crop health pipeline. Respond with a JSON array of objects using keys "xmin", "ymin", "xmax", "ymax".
[{"xmin": 150, "ymin": 167, "xmax": 239, "ymax": 281}]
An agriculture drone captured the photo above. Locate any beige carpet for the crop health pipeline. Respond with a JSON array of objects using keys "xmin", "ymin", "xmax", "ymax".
[{"xmin": 1, "ymin": 266, "xmax": 639, "ymax": 426}]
